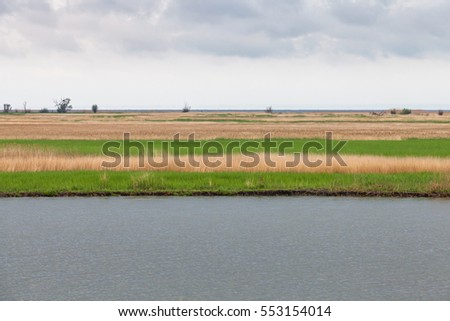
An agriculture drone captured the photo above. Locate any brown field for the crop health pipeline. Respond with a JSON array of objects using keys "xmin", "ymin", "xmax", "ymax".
[
  {"xmin": 1, "ymin": 111, "xmax": 449, "ymax": 140},
  {"xmin": 2, "ymin": 146, "xmax": 450, "ymax": 174}
]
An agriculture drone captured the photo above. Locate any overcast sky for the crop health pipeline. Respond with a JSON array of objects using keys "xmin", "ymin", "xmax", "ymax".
[{"xmin": 2, "ymin": 0, "xmax": 450, "ymax": 110}]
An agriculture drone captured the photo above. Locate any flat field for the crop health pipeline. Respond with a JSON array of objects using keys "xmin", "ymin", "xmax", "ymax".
[
  {"xmin": 1, "ymin": 111, "xmax": 449, "ymax": 196},
  {"xmin": 1, "ymin": 111, "xmax": 450, "ymax": 140}
]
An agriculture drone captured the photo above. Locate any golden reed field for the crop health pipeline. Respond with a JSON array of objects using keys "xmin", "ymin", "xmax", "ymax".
[
  {"xmin": 2, "ymin": 146, "xmax": 450, "ymax": 174},
  {"xmin": 1, "ymin": 111, "xmax": 450, "ymax": 140},
  {"xmin": 1, "ymin": 112, "xmax": 449, "ymax": 173}
]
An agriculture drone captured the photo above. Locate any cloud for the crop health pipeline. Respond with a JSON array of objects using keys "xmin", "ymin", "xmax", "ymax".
[{"xmin": 1, "ymin": 0, "xmax": 450, "ymax": 58}]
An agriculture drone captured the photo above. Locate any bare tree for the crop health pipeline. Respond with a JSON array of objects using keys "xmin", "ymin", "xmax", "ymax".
[
  {"xmin": 182, "ymin": 102, "xmax": 191, "ymax": 113},
  {"xmin": 265, "ymin": 106, "xmax": 273, "ymax": 114},
  {"xmin": 3, "ymin": 104, "xmax": 12, "ymax": 113},
  {"xmin": 23, "ymin": 101, "xmax": 28, "ymax": 113},
  {"xmin": 54, "ymin": 98, "xmax": 72, "ymax": 113}
]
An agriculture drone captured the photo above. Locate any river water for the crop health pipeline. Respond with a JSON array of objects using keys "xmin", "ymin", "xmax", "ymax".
[{"xmin": 1, "ymin": 197, "xmax": 449, "ymax": 300}]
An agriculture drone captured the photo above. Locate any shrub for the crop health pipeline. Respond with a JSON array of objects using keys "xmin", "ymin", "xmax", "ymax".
[
  {"xmin": 92, "ymin": 104, "xmax": 98, "ymax": 113},
  {"xmin": 438, "ymin": 110, "xmax": 444, "ymax": 116},
  {"xmin": 3, "ymin": 104, "xmax": 12, "ymax": 113},
  {"xmin": 400, "ymin": 108, "xmax": 412, "ymax": 115},
  {"xmin": 390, "ymin": 109, "xmax": 397, "ymax": 115}
]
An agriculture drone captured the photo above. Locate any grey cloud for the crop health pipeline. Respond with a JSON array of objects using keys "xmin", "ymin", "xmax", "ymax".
[
  {"xmin": 168, "ymin": 0, "xmax": 257, "ymax": 23},
  {"xmin": 329, "ymin": 1, "xmax": 450, "ymax": 58},
  {"xmin": 72, "ymin": 0, "xmax": 162, "ymax": 15},
  {"xmin": 177, "ymin": 30, "xmax": 294, "ymax": 58},
  {"xmin": 1, "ymin": 0, "xmax": 450, "ymax": 58},
  {"xmin": 0, "ymin": 0, "xmax": 12, "ymax": 14},
  {"xmin": 330, "ymin": 0, "xmax": 389, "ymax": 26}
]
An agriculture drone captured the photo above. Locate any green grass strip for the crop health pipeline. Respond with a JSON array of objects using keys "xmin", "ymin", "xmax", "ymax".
[
  {"xmin": 1, "ymin": 138, "xmax": 450, "ymax": 157},
  {"xmin": 0, "ymin": 171, "xmax": 449, "ymax": 197}
]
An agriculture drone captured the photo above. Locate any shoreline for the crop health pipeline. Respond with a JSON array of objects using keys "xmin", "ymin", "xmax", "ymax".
[{"xmin": 1, "ymin": 190, "xmax": 449, "ymax": 198}]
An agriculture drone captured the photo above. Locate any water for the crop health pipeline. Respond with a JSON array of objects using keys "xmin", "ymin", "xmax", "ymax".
[{"xmin": 1, "ymin": 197, "xmax": 449, "ymax": 301}]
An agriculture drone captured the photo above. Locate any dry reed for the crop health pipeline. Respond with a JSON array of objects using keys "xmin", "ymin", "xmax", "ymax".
[
  {"xmin": 1, "ymin": 146, "xmax": 450, "ymax": 173},
  {"xmin": 1, "ymin": 112, "xmax": 450, "ymax": 140}
]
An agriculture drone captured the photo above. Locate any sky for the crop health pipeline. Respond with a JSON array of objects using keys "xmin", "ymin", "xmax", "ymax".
[{"xmin": 1, "ymin": 0, "xmax": 450, "ymax": 110}]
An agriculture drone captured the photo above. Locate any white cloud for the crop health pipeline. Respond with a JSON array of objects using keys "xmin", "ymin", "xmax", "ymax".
[{"xmin": 47, "ymin": 0, "xmax": 68, "ymax": 11}]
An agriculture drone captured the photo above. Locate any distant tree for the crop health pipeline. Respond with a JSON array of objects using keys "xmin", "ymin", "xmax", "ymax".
[
  {"xmin": 54, "ymin": 98, "xmax": 72, "ymax": 113},
  {"xmin": 400, "ymin": 108, "xmax": 412, "ymax": 115},
  {"xmin": 182, "ymin": 102, "xmax": 191, "ymax": 113},
  {"xmin": 23, "ymin": 101, "xmax": 28, "ymax": 113},
  {"xmin": 39, "ymin": 108, "xmax": 49, "ymax": 113},
  {"xmin": 3, "ymin": 104, "xmax": 12, "ymax": 113},
  {"xmin": 265, "ymin": 106, "xmax": 273, "ymax": 114},
  {"xmin": 438, "ymin": 110, "xmax": 444, "ymax": 116},
  {"xmin": 390, "ymin": 109, "xmax": 397, "ymax": 115},
  {"xmin": 92, "ymin": 104, "xmax": 98, "ymax": 113}
]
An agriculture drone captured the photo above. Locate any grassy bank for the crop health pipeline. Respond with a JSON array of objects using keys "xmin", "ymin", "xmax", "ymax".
[
  {"xmin": 2, "ymin": 138, "xmax": 450, "ymax": 197},
  {"xmin": 1, "ymin": 138, "xmax": 450, "ymax": 157},
  {"xmin": 0, "ymin": 171, "xmax": 449, "ymax": 197}
]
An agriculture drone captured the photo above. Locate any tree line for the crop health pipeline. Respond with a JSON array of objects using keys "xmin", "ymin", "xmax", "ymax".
[{"xmin": 3, "ymin": 99, "xmax": 99, "ymax": 113}]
